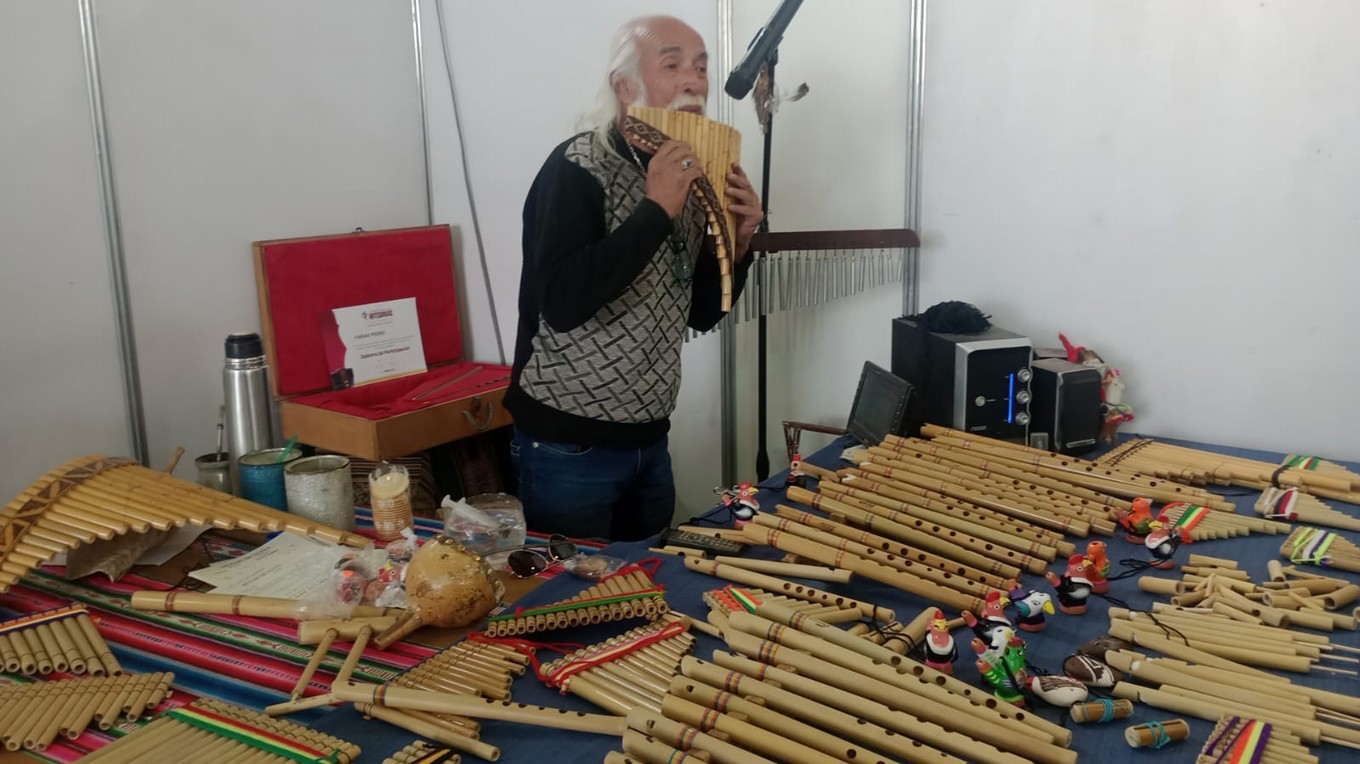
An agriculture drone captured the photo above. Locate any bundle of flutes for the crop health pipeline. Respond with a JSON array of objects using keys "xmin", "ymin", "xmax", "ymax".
[
  {"xmin": 483, "ymin": 565, "xmax": 667, "ymax": 637},
  {"xmin": 0, "ymin": 671, "xmax": 172, "ymax": 752},
  {"xmin": 383, "ymin": 739, "xmax": 459, "ymax": 764},
  {"xmin": 1283, "ymin": 526, "xmax": 1360, "ymax": 574},
  {"xmin": 916, "ymin": 425, "xmax": 1235, "ymax": 510},
  {"xmin": 1196, "ymin": 715, "xmax": 1317, "ymax": 764},
  {"xmin": 1257, "ymin": 486, "xmax": 1360, "ymax": 532},
  {"xmin": 693, "ymin": 596, "xmax": 1077, "ymax": 764},
  {"xmin": 0, "ymin": 603, "xmax": 120, "ymax": 676},
  {"xmin": 1100, "ymin": 438, "xmax": 1360, "ymax": 504},
  {"xmin": 2, "ymin": 454, "xmax": 369, "ymax": 593},
  {"xmin": 538, "ymin": 619, "xmax": 696, "ymax": 716},
  {"xmin": 81, "ymin": 697, "xmax": 361, "ymax": 763}
]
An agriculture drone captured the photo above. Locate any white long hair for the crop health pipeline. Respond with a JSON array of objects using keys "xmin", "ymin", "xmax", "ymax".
[{"xmin": 579, "ymin": 17, "xmax": 657, "ymax": 145}]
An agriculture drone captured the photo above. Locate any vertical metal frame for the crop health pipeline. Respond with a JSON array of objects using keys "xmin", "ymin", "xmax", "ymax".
[
  {"xmin": 412, "ymin": 0, "xmax": 434, "ymax": 225},
  {"xmin": 79, "ymin": 0, "xmax": 148, "ymax": 464},
  {"xmin": 716, "ymin": 0, "xmax": 738, "ymax": 485},
  {"xmin": 903, "ymin": 0, "xmax": 928, "ymax": 317}
]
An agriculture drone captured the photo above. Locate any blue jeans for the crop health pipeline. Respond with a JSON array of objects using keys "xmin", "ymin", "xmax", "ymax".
[{"xmin": 510, "ymin": 426, "xmax": 675, "ymax": 541}]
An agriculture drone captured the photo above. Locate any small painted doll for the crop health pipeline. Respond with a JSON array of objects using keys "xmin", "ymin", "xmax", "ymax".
[{"xmin": 1046, "ymin": 554, "xmax": 1094, "ymax": 615}]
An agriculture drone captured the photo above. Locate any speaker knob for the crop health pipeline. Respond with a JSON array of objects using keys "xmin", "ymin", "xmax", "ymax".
[
  {"xmin": 1017, "ymin": 368, "xmax": 1032, "ymax": 383},
  {"xmin": 974, "ymin": 396, "xmax": 987, "ymax": 407},
  {"xmin": 1016, "ymin": 391, "xmax": 1031, "ymax": 404},
  {"xmin": 1015, "ymin": 412, "xmax": 1031, "ymax": 425}
]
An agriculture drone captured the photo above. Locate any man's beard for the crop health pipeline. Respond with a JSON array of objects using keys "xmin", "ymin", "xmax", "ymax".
[{"xmin": 630, "ymin": 89, "xmax": 707, "ymax": 116}]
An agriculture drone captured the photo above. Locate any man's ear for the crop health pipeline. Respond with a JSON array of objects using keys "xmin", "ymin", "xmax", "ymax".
[{"xmin": 613, "ymin": 75, "xmax": 636, "ymax": 106}]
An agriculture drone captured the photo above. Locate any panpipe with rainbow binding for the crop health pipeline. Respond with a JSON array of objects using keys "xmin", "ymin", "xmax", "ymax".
[
  {"xmin": 0, "ymin": 603, "xmax": 120, "ymax": 676},
  {"xmin": 0, "ymin": 671, "xmax": 173, "ymax": 752},
  {"xmin": 622, "ymin": 105, "xmax": 740, "ymax": 312},
  {"xmin": 1196, "ymin": 715, "xmax": 1317, "ymax": 764},
  {"xmin": 537, "ymin": 618, "xmax": 696, "ymax": 716},
  {"xmin": 1157, "ymin": 500, "xmax": 1289, "ymax": 540},
  {"xmin": 1, "ymin": 455, "xmax": 369, "ymax": 593},
  {"xmin": 483, "ymin": 564, "xmax": 668, "ymax": 638},
  {"xmin": 80, "ymin": 697, "xmax": 361, "ymax": 763}
]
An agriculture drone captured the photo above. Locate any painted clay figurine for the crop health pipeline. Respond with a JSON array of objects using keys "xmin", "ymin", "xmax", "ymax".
[
  {"xmin": 961, "ymin": 590, "xmax": 1012, "ymax": 644},
  {"xmin": 1115, "ymin": 497, "xmax": 1156, "ymax": 543},
  {"xmin": 1046, "ymin": 554, "xmax": 1094, "ymax": 615},
  {"xmin": 973, "ymin": 627, "xmax": 1028, "ymax": 706},
  {"xmin": 1007, "ymin": 582, "xmax": 1056, "ymax": 632},
  {"xmin": 1085, "ymin": 540, "xmax": 1110, "ymax": 594},
  {"xmin": 920, "ymin": 608, "xmax": 958, "ymax": 674}
]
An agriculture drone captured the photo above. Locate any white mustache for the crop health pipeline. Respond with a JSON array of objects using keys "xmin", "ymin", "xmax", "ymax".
[{"xmin": 667, "ymin": 94, "xmax": 706, "ymax": 113}]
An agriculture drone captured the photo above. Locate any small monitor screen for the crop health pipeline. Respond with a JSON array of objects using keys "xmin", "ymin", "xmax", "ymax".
[{"xmin": 847, "ymin": 361, "xmax": 914, "ymax": 446}]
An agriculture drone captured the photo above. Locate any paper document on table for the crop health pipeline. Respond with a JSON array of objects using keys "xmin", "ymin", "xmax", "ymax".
[{"xmin": 189, "ymin": 533, "xmax": 348, "ymax": 601}]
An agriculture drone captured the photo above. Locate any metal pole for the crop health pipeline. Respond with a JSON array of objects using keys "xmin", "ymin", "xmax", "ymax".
[
  {"xmin": 716, "ymin": 0, "xmax": 738, "ymax": 486},
  {"xmin": 412, "ymin": 0, "xmax": 434, "ymax": 226},
  {"xmin": 902, "ymin": 0, "xmax": 928, "ymax": 317}
]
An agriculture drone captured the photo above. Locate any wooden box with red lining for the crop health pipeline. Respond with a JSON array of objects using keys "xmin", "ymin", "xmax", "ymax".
[{"xmin": 253, "ymin": 225, "xmax": 511, "ymax": 461}]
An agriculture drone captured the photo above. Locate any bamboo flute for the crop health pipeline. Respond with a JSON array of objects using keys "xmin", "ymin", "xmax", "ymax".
[
  {"xmin": 334, "ymin": 682, "xmax": 628, "ymax": 736},
  {"xmin": 707, "ymin": 556, "xmax": 852, "ymax": 583},
  {"xmin": 682, "ymin": 557, "xmax": 895, "ymax": 621},
  {"xmin": 618, "ymin": 730, "xmax": 701, "ymax": 764},
  {"xmin": 659, "ymin": 694, "xmax": 844, "ymax": 764},
  {"xmin": 627, "ymin": 709, "xmax": 777, "ymax": 764},
  {"xmin": 130, "ymin": 590, "xmax": 391, "ymax": 619}
]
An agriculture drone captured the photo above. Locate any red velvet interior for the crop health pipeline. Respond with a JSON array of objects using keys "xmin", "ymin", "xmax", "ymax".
[
  {"xmin": 290, "ymin": 363, "xmax": 511, "ymax": 420},
  {"xmin": 259, "ymin": 226, "xmax": 464, "ymax": 397}
]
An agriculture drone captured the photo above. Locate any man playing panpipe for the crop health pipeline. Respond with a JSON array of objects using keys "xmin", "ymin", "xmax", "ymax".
[{"xmin": 506, "ymin": 15, "xmax": 762, "ymax": 540}]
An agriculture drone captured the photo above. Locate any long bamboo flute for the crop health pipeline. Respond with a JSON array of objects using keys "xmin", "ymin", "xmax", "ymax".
[
  {"xmin": 707, "ymin": 556, "xmax": 852, "ymax": 583},
  {"xmin": 660, "ymin": 694, "xmax": 843, "ymax": 764},
  {"xmin": 627, "ymin": 709, "xmax": 777, "ymax": 764},
  {"xmin": 335, "ymin": 682, "xmax": 627, "ymax": 736},
  {"xmin": 682, "ymin": 557, "xmax": 895, "ymax": 621}
]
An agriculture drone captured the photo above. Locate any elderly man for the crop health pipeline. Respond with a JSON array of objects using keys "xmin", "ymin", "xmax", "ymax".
[{"xmin": 504, "ymin": 15, "xmax": 763, "ymax": 541}]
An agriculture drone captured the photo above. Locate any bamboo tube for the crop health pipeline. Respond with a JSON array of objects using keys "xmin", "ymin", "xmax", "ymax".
[
  {"xmin": 1156, "ymin": 684, "xmax": 1360, "ymax": 748},
  {"xmin": 740, "ymin": 525, "xmax": 985, "ymax": 614},
  {"xmin": 1104, "ymin": 650, "xmax": 1317, "ymax": 719},
  {"xmin": 290, "ymin": 629, "xmax": 337, "ymax": 701},
  {"xmin": 683, "ymin": 557, "xmax": 895, "ymax": 621},
  {"xmin": 1070, "ymin": 698, "xmax": 1133, "ymax": 723},
  {"xmin": 299, "ymin": 617, "xmax": 397, "ymax": 645},
  {"xmin": 129, "ymin": 590, "xmax": 390, "ymax": 620},
  {"xmin": 357, "ymin": 704, "xmax": 501, "ymax": 761},
  {"xmin": 1323, "ymin": 584, "xmax": 1360, "ymax": 610},
  {"xmin": 1108, "ymin": 619, "xmax": 1316, "ymax": 673},
  {"xmin": 709, "ymin": 556, "xmax": 852, "ymax": 583},
  {"xmin": 660, "ymin": 694, "xmax": 843, "ymax": 764},
  {"xmin": 1110, "ymin": 610, "xmax": 1323, "ymax": 661},
  {"xmin": 1124, "ymin": 719, "xmax": 1190, "ymax": 748},
  {"xmin": 620, "ymin": 730, "xmax": 705, "ymax": 764},
  {"xmin": 1113, "ymin": 683, "xmax": 1323, "ymax": 745},
  {"xmin": 336, "ymin": 682, "xmax": 627, "ymax": 736},
  {"xmin": 628, "ymin": 709, "xmax": 777, "ymax": 764},
  {"xmin": 1104, "ymin": 621, "xmax": 1278, "ymax": 679}
]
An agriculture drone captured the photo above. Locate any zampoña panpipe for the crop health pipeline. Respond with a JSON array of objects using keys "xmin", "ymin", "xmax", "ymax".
[
  {"xmin": 384, "ymin": 739, "xmax": 459, "ymax": 764},
  {"xmin": 1155, "ymin": 500, "xmax": 1290, "ymax": 540},
  {"xmin": 703, "ymin": 585, "xmax": 865, "ymax": 628},
  {"xmin": 0, "ymin": 671, "xmax": 172, "ymax": 752},
  {"xmin": 1, "ymin": 455, "xmax": 369, "ymax": 593},
  {"xmin": 0, "ymin": 603, "xmax": 120, "ymax": 676},
  {"xmin": 1257, "ymin": 485, "xmax": 1360, "ymax": 532},
  {"xmin": 1100, "ymin": 438, "xmax": 1360, "ymax": 504},
  {"xmin": 1196, "ymin": 715, "xmax": 1317, "ymax": 764},
  {"xmin": 622, "ymin": 106, "xmax": 741, "ymax": 312},
  {"xmin": 483, "ymin": 564, "xmax": 667, "ymax": 637},
  {"xmin": 1283, "ymin": 526, "xmax": 1360, "ymax": 574},
  {"xmin": 695, "ymin": 591, "xmax": 1076, "ymax": 764},
  {"xmin": 917, "ymin": 425, "xmax": 1237, "ymax": 509},
  {"xmin": 80, "ymin": 697, "xmax": 361, "ymax": 763},
  {"xmin": 536, "ymin": 618, "xmax": 695, "ymax": 716}
]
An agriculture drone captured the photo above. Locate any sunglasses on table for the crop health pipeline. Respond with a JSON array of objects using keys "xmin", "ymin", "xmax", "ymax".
[{"xmin": 505, "ymin": 534, "xmax": 579, "ymax": 578}]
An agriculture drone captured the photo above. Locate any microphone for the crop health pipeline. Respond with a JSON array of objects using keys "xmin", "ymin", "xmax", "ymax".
[{"xmin": 724, "ymin": 0, "xmax": 804, "ymax": 100}]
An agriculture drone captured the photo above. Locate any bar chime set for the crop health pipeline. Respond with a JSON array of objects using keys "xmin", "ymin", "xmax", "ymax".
[
  {"xmin": 1107, "ymin": 554, "xmax": 1360, "ymax": 752},
  {"xmin": 482, "ymin": 566, "xmax": 668, "ymax": 638},
  {"xmin": 0, "ymin": 454, "xmax": 370, "ymax": 593},
  {"xmin": 602, "ymin": 592, "xmax": 1078, "ymax": 764},
  {"xmin": 0, "ymin": 671, "xmax": 172, "ymax": 752},
  {"xmin": 79, "ymin": 697, "xmax": 361, "ymax": 763},
  {"xmin": 0, "ymin": 603, "xmax": 121, "ymax": 676},
  {"xmin": 1101, "ymin": 439, "xmax": 1360, "ymax": 506}
]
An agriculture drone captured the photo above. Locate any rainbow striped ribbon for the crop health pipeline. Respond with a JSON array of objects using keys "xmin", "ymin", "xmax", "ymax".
[
  {"xmin": 163, "ymin": 707, "xmax": 339, "ymax": 763},
  {"xmin": 1288, "ymin": 527, "xmax": 1338, "ymax": 565}
]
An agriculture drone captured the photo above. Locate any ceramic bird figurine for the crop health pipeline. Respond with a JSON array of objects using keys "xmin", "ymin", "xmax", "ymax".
[
  {"xmin": 920, "ymin": 608, "xmax": 958, "ymax": 674},
  {"xmin": 1115, "ymin": 497, "xmax": 1155, "ymax": 543},
  {"xmin": 961, "ymin": 590, "xmax": 1012, "ymax": 644},
  {"xmin": 1046, "ymin": 554, "xmax": 1094, "ymax": 616},
  {"xmin": 1007, "ymin": 582, "xmax": 1056, "ymax": 632},
  {"xmin": 973, "ymin": 626, "xmax": 1028, "ymax": 706},
  {"xmin": 1085, "ymin": 540, "xmax": 1110, "ymax": 594}
]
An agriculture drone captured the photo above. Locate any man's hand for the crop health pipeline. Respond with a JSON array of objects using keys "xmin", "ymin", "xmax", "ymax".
[
  {"xmin": 726, "ymin": 163, "xmax": 763, "ymax": 262},
  {"xmin": 640, "ymin": 140, "xmax": 703, "ymax": 218}
]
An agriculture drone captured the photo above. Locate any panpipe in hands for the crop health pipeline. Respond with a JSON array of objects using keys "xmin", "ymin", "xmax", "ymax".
[
  {"xmin": 0, "ymin": 603, "xmax": 120, "ymax": 676},
  {"xmin": 1, "ymin": 455, "xmax": 369, "ymax": 593},
  {"xmin": 80, "ymin": 697, "xmax": 361, "ymax": 763},
  {"xmin": 0, "ymin": 671, "xmax": 172, "ymax": 752},
  {"xmin": 538, "ymin": 618, "xmax": 696, "ymax": 716},
  {"xmin": 483, "ymin": 564, "xmax": 668, "ymax": 638},
  {"xmin": 622, "ymin": 106, "xmax": 740, "ymax": 312}
]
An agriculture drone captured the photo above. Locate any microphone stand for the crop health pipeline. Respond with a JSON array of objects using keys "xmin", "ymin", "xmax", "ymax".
[{"xmin": 753, "ymin": 51, "xmax": 776, "ymax": 482}]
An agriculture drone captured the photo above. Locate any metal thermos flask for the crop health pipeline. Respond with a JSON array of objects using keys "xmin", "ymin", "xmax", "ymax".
[{"xmin": 223, "ymin": 332, "xmax": 276, "ymax": 494}]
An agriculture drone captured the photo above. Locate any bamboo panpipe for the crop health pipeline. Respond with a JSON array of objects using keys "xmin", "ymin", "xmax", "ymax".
[
  {"xmin": 865, "ymin": 445, "xmax": 1112, "ymax": 531},
  {"xmin": 0, "ymin": 604, "xmax": 119, "ymax": 676},
  {"xmin": 628, "ymin": 708, "xmax": 777, "ymax": 764},
  {"xmin": 773, "ymin": 499, "xmax": 1023, "ymax": 583},
  {"xmin": 739, "ymin": 524, "xmax": 986, "ymax": 614},
  {"xmin": 758, "ymin": 509, "xmax": 1009, "ymax": 595},
  {"xmin": 720, "ymin": 624, "xmax": 1076, "ymax": 758},
  {"xmin": 681, "ymin": 656, "xmax": 981, "ymax": 764},
  {"xmin": 1197, "ymin": 715, "xmax": 1318, "ymax": 764},
  {"xmin": 1110, "ymin": 609, "xmax": 1331, "ymax": 664},
  {"xmin": 1101, "ymin": 438, "xmax": 1360, "ymax": 503},
  {"xmin": 483, "ymin": 568, "xmax": 667, "ymax": 637},
  {"xmin": 130, "ymin": 590, "xmax": 392, "ymax": 620},
  {"xmin": 786, "ymin": 485, "xmax": 1046, "ymax": 575},
  {"xmin": 1125, "ymin": 719, "xmax": 1190, "ymax": 748},
  {"xmin": 383, "ymin": 740, "xmax": 459, "ymax": 764},
  {"xmin": 1160, "ymin": 502, "xmax": 1289, "ymax": 538},
  {"xmin": 1120, "ymin": 681, "xmax": 1360, "ymax": 749},
  {"xmin": 818, "ymin": 470, "xmax": 1065, "ymax": 560},
  {"xmin": 1105, "ymin": 649, "xmax": 1321, "ymax": 718},
  {"xmin": 682, "ymin": 556, "xmax": 896, "ymax": 621},
  {"xmin": 0, "ymin": 671, "xmax": 172, "ymax": 751},
  {"xmin": 921, "ymin": 427, "xmax": 1233, "ymax": 509},
  {"xmin": 1257, "ymin": 486, "xmax": 1360, "ymax": 532},
  {"xmin": 335, "ymin": 681, "xmax": 628, "ymax": 736},
  {"xmin": 667, "ymin": 675, "xmax": 901, "ymax": 764},
  {"xmin": 0, "ymin": 455, "xmax": 368, "ymax": 591},
  {"xmin": 708, "ymin": 555, "xmax": 853, "ymax": 583},
  {"xmin": 882, "ymin": 435, "xmax": 1135, "ymax": 514},
  {"xmin": 1283, "ymin": 526, "xmax": 1360, "ymax": 574},
  {"xmin": 538, "ymin": 620, "xmax": 696, "ymax": 715}
]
